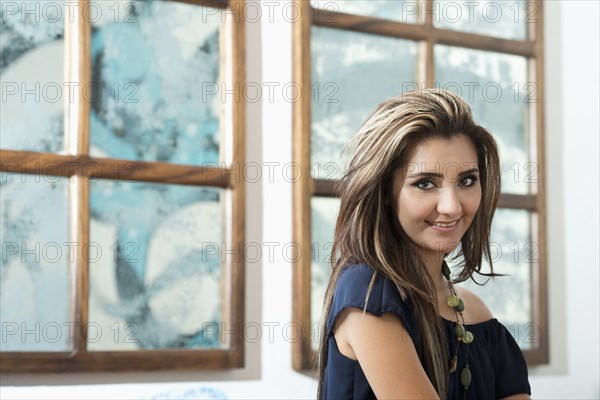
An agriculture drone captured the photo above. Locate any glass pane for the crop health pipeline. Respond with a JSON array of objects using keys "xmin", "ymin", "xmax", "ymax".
[
  {"xmin": 311, "ymin": 27, "xmax": 418, "ymax": 179},
  {"xmin": 90, "ymin": 1, "xmax": 222, "ymax": 165},
  {"xmin": 0, "ymin": 3, "xmax": 64, "ymax": 152},
  {"xmin": 452, "ymin": 209, "xmax": 536, "ymax": 350},
  {"xmin": 310, "ymin": 197, "xmax": 339, "ymax": 351},
  {"xmin": 435, "ymin": 46, "xmax": 534, "ymax": 195},
  {"xmin": 88, "ymin": 182, "xmax": 224, "ymax": 350},
  {"xmin": 434, "ymin": 0, "xmax": 529, "ymax": 40},
  {"xmin": 311, "ymin": 0, "xmax": 418, "ymax": 23},
  {"xmin": 0, "ymin": 174, "xmax": 71, "ymax": 351}
]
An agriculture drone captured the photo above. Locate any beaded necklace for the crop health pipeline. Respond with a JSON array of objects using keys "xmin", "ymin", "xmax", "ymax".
[{"xmin": 442, "ymin": 261, "xmax": 473, "ymax": 398}]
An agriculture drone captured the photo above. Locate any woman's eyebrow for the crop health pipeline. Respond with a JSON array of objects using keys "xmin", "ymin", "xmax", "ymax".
[
  {"xmin": 459, "ymin": 168, "xmax": 480, "ymax": 176},
  {"xmin": 406, "ymin": 171, "xmax": 444, "ymax": 179},
  {"xmin": 406, "ymin": 168, "xmax": 480, "ymax": 179}
]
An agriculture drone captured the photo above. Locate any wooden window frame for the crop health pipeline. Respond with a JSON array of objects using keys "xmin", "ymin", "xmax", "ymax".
[
  {"xmin": 292, "ymin": 0, "xmax": 547, "ymax": 371},
  {"xmin": 0, "ymin": 0, "xmax": 246, "ymax": 373}
]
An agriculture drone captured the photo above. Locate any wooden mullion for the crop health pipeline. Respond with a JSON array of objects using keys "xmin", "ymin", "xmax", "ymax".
[
  {"xmin": 77, "ymin": 0, "xmax": 91, "ymax": 157},
  {"xmin": 0, "ymin": 150, "xmax": 80, "ymax": 177},
  {"xmin": 527, "ymin": 0, "xmax": 539, "ymax": 41},
  {"xmin": 218, "ymin": 0, "xmax": 232, "ymax": 365},
  {"xmin": 530, "ymin": 0, "xmax": 548, "ymax": 364},
  {"xmin": 421, "ymin": 0, "xmax": 434, "ymax": 87},
  {"xmin": 523, "ymin": 348, "xmax": 545, "ymax": 365},
  {"xmin": 1, "ymin": 350, "xmax": 233, "ymax": 373},
  {"xmin": 312, "ymin": 9, "xmax": 428, "ymax": 41},
  {"xmin": 1, "ymin": 352, "xmax": 73, "ymax": 360},
  {"xmin": 86, "ymin": 158, "xmax": 231, "ymax": 187},
  {"xmin": 498, "ymin": 194, "xmax": 537, "ymax": 211},
  {"xmin": 312, "ymin": 10, "xmax": 535, "ymax": 58},
  {"xmin": 418, "ymin": 39, "xmax": 433, "ymax": 87},
  {"xmin": 0, "ymin": 150, "xmax": 232, "ymax": 187},
  {"xmin": 432, "ymin": 28, "xmax": 534, "ymax": 57},
  {"xmin": 223, "ymin": 0, "xmax": 246, "ymax": 368},
  {"xmin": 63, "ymin": 5, "xmax": 78, "ymax": 357},
  {"xmin": 313, "ymin": 179, "xmax": 340, "ymax": 198},
  {"xmin": 72, "ymin": 174, "xmax": 88, "ymax": 357},
  {"xmin": 527, "ymin": 211, "xmax": 544, "ymax": 364},
  {"xmin": 292, "ymin": 0, "xmax": 315, "ymax": 372},
  {"xmin": 73, "ymin": 0, "xmax": 92, "ymax": 358},
  {"xmin": 63, "ymin": 1, "xmax": 75, "ymax": 153}
]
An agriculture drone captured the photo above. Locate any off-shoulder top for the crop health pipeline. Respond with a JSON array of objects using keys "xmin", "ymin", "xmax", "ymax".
[{"xmin": 321, "ymin": 264, "xmax": 531, "ymax": 399}]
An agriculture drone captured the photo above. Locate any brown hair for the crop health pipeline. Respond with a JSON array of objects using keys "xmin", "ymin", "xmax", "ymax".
[{"xmin": 316, "ymin": 89, "xmax": 501, "ymax": 398}]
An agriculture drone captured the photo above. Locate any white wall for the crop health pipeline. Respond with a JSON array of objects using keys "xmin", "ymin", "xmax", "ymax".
[
  {"xmin": 526, "ymin": 0, "xmax": 600, "ymax": 397},
  {"xmin": 1, "ymin": 1, "xmax": 598, "ymax": 399}
]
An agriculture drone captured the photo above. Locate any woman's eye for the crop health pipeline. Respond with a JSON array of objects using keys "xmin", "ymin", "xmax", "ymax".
[
  {"xmin": 415, "ymin": 180, "xmax": 435, "ymax": 190},
  {"xmin": 460, "ymin": 175, "xmax": 479, "ymax": 186}
]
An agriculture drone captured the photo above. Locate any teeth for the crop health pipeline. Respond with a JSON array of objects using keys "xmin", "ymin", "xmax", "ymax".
[{"xmin": 432, "ymin": 221, "xmax": 457, "ymax": 227}]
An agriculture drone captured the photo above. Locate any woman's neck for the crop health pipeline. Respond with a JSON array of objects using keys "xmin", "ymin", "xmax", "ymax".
[{"xmin": 420, "ymin": 251, "xmax": 448, "ymax": 294}]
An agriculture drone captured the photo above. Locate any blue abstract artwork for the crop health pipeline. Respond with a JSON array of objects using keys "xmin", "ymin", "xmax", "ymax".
[
  {"xmin": 90, "ymin": 0, "xmax": 222, "ymax": 165},
  {"xmin": 88, "ymin": 181, "xmax": 224, "ymax": 351},
  {"xmin": 0, "ymin": 2, "xmax": 64, "ymax": 152},
  {"xmin": 85, "ymin": 1, "xmax": 227, "ymax": 351}
]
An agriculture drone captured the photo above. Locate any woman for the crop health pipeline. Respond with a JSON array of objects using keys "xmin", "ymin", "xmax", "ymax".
[{"xmin": 316, "ymin": 90, "xmax": 531, "ymax": 399}]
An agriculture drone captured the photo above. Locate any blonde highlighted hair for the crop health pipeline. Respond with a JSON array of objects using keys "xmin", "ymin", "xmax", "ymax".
[{"xmin": 316, "ymin": 90, "xmax": 501, "ymax": 399}]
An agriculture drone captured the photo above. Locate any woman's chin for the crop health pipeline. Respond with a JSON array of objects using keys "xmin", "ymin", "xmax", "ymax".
[{"xmin": 419, "ymin": 241, "xmax": 461, "ymax": 255}]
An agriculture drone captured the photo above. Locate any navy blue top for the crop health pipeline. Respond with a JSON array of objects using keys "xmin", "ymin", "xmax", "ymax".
[{"xmin": 322, "ymin": 264, "xmax": 531, "ymax": 399}]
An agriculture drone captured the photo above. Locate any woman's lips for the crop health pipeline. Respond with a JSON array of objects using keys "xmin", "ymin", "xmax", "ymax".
[{"xmin": 427, "ymin": 219, "xmax": 460, "ymax": 232}]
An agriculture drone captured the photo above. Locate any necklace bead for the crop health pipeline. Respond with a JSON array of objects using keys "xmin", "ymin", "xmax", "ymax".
[
  {"xmin": 463, "ymin": 331, "xmax": 474, "ymax": 344},
  {"xmin": 455, "ymin": 298, "xmax": 465, "ymax": 313},
  {"xmin": 447, "ymin": 294, "xmax": 460, "ymax": 307},
  {"xmin": 443, "ymin": 260, "xmax": 475, "ymax": 397},
  {"xmin": 449, "ymin": 356, "xmax": 458, "ymax": 373},
  {"xmin": 460, "ymin": 365, "xmax": 472, "ymax": 389},
  {"xmin": 442, "ymin": 262, "xmax": 452, "ymax": 279},
  {"xmin": 454, "ymin": 323, "xmax": 465, "ymax": 338}
]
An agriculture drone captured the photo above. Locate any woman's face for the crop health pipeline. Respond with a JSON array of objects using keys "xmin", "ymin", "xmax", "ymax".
[{"xmin": 391, "ymin": 135, "xmax": 482, "ymax": 256}]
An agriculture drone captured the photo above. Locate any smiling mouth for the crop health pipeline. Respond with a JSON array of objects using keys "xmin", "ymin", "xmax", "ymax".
[{"xmin": 427, "ymin": 220, "xmax": 459, "ymax": 228}]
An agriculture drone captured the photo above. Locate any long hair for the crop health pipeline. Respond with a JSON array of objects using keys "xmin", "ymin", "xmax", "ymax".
[{"xmin": 316, "ymin": 90, "xmax": 501, "ymax": 399}]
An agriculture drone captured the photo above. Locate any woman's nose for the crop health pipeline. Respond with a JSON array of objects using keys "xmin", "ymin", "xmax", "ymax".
[{"xmin": 437, "ymin": 187, "xmax": 462, "ymax": 216}]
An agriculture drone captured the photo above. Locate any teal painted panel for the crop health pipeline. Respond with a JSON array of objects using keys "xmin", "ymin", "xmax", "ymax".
[
  {"xmin": 88, "ymin": 180, "xmax": 224, "ymax": 350},
  {"xmin": 0, "ymin": 3, "xmax": 65, "ymax": 152},
  {"xmin": 0, "ymin": 174, "xmax": 71, "ymax": 351},
  {"xmin": 90, "ymin": 1, "xmax": 222, "ymax": 166}
]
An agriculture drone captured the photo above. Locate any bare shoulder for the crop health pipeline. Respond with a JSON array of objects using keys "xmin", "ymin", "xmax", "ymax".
[
  {"xmin": 454, "ymin": 285, "xmax": 494, "ymax": 324},
  {"xmin": 333, "ymin": 307, "xmax": 439, "ymax": 398}
]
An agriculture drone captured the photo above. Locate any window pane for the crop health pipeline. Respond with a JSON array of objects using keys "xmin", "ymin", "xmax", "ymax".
[
  {"xmin": 88, "ymin": 181, "xmax": 224, "ymax": 350},
  {"xmin": 0, "ymin": 174, "xmax": 71, "ymax": 351},
  {"xmin": 0, "ymin": 3, "xmax": 64, "ymax": 152},
  {"xmin": 311, "ymin": 27, "xmax": 418, "ymax": 179},
  {"xmin": 435, "ymin": 46, "xmax": 535, "ymax": 195},
  {"xmin": 454, "ymin": 209, "xmax": 536, "ymax": 350},
  {"xmin": 90, "ymin": 1, "xmax": 222, "ymax": 165},
  {"xmin": 311, "ymin": 0, "xmax": 418, "ymax": 23},
  {"xmin": 310, "ymin": 197, "xmax": 339, "ymax": 351},
  {"xmin": 434, "ymin": 0, "xmax": 528, "ymax": 40}
]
